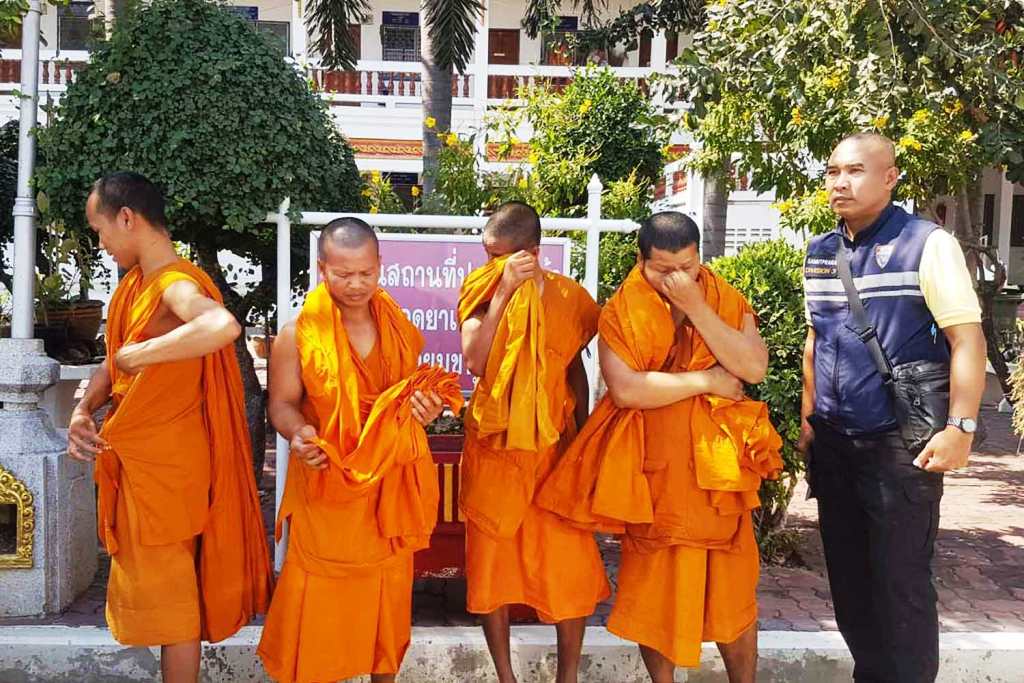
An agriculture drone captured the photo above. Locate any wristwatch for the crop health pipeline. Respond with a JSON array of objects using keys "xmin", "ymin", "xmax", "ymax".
[{"xmin": 947, "ymin": 416, "xmax": 978, "ymax": 434}]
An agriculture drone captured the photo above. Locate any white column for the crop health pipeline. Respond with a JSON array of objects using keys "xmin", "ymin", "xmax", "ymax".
[
  {"xmin": 584, "ymin": 175, "xmax": 602, "ymax": 410},
  {"xmin": 274, "ymin": 198, "xmax": 292, "ymax": 572},
  {"xmin": 11, "ymin": 1, "xmax": 43, "ymax": 339},
  {"xmin": 650, "ymin": 30, "xmax": 668, "ymax": 72},
  {"xmin": 472, "ymin": 1, "xmax": 489, "ymax": 162},
  {"xmin": 291, "ymin": 0, "xmax": 307, "ymax": 61},
  {"xmin": 997, "ymin": 171, "xmax": 1014, "ymax": 283}
]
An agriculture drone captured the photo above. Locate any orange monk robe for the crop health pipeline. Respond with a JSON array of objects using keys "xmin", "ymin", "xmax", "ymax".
[
  {"xmin": 457, "ymin": 258, "xmax": 610, "ymax": 622},
  {"xmin": 537, "ymin": 265, "xmax": 783, "ymax": 666},
  {"xmin": 95, "ymin": 259, "xmax": 272, "ymax": 646},
  {"xmin": 258, "ymin": 284, "xmax": 463, "ymax": 683}
]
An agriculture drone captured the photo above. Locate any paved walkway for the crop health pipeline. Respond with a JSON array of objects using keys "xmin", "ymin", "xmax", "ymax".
[{"xmin": 4, "ymin": 411, "xmax": 1021, "ymax": 634}]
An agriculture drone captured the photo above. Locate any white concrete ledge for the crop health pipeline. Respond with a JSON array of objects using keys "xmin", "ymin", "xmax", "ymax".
[{"xmin": 0, "ymin": 626, "xmax": 1022, "ymax": 682}]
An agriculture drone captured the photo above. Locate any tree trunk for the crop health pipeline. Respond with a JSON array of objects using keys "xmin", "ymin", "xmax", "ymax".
[
  {"xmin": 952, "ymin": 181, "xmax": 1012, "ymax": 398},
  {"xmin": 195, "ymin": 246, "xmax": 268, "ymax": 487},
  {"xmin": 701, "ymin": 159, "xmax": 730, "ymax": 259},
  {"xmin": 420, "ymin": 3, "xmax": 453, "ymax": 198}
]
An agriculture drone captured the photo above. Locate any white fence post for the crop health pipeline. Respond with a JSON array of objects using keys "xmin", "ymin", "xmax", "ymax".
[
  {"xmin": 274, "ymin": 198, "xmax": 291, "ymax": 572},
  {"xmin": 585, "ymin": 174, "xmax": 603, "ymax": 410}
]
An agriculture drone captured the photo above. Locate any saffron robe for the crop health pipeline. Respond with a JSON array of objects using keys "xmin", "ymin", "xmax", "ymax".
[{"xmin": 96, "ymin": 259, "xmax": 272, "ymax": 646}]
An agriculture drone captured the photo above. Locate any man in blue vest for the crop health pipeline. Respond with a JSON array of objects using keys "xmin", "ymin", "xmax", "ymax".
[{"xmin": 799, "ymin": 132, "xmax": 986, "ymax": 683}]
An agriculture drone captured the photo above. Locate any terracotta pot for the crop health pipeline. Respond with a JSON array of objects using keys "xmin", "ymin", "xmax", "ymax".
[{"xmin": 67, "ymin": 300, "xmax": 103, "ymax": 342}]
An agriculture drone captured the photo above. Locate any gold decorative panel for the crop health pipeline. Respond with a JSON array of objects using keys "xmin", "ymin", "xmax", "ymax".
[{"xmin": 0, "ymin": 465, "xmax": 34, "ymax": 569}]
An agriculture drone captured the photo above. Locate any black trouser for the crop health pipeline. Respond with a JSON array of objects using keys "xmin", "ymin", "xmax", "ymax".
[{"xmin": 808, "ymin": 418, "xmax": 943, "ymax": 683}]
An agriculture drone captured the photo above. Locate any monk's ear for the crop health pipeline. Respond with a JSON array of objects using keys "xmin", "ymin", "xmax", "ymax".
[{"xmin": 119, "ymin": 206, "xmax": 134, "ymax": 231}]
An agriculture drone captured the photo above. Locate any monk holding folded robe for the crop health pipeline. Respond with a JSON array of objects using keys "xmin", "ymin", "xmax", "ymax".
[
  {"xmin": 537, "ymin": 211, "xmax": 783, "ymax": 683},
  {"xmin": 66, "ymin": 172, "xmax": 272, "ymax": 683},
  {"xmin": 458, "ymin": 201, "xmax": 611, "ymax": 683},
  {"xmin": 257, "ymin": 218, "xmax": 463, "ymax": 683}
]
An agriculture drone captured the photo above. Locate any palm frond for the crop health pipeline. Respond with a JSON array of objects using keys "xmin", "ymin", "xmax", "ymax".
[
  {"xmin": 422, "ymin": 0, "xmax": 484, "ymax": 73},
  {"xmin": 306, "ymin": 0, "xmax": 370, "ymax": 70},
  {"xmin": 522, "ymin": 0, "xmax": 558, "ymax": 39}
]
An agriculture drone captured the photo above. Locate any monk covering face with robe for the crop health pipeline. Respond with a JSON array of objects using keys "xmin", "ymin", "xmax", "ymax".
[
  {"xmin": 257, "ymin": 218, "xmax": 461, "ymax": 683},
  {"xmin": 67, "ymin": 172, "xmax": 272, "ymax": 683},
  {"xmin": 536, "ymin": 211, "xmax": 783, "ymax": 683},
  {"xmin": 459, "ymin": 201, "xmax": 611, "ymax": 683}
]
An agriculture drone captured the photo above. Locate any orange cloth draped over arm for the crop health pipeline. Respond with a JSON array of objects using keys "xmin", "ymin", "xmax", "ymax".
[
  {"xmin": 456, "ymin": 256, "xmax": 558, "ymax": 453},
  {"xmin": 537, "ymin": 265, "xmax": 782, "ymax": 534},
  {"xmin": 280, "ymin": 283, "xmax": 462, "ymax": 557},
  {"xmin": 95, "ymin": 260, "xmax": 272, "ymax": 643}
]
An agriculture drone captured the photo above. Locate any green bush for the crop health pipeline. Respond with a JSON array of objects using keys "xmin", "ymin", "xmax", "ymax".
[{"xmin": 710, "ymin": 239, "xmax": 807, "ymax": 553}]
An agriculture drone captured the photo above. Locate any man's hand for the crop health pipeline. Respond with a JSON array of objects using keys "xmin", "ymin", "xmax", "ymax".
[
  {"xmin": 498, "ymin": 251, "xmax": 538, "ymax": 297},
  {"xmin": 67, "ymin": 407, "xmax": 107, "ymax": 463},
  {"xmin": 662, "ymin": 270, "xmax": 705, "ymax": 317},
  {"xmin": 797, "ymin": 418, "xmax": 815, "ymax": 459},
  {"xmin": 290, "ymin": 424, "xmax": 327, "ymax": 470},
  {"xmin": 114, "ymin": 342, "xmax": 145, "ymax": 375},
  {"xmin": 700, "ymin": 365, "xmax": 744, "ymax": 401},
  {"xmin": 914, "ymin": 427, "xmax": 973, "ymax": 472},
  {"xmin": 410, "ymin": 391, "xmax": 444, "ymax": 426}
]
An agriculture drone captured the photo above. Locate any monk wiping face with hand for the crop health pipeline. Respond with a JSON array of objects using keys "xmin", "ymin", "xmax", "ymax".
[
  {"xmin": 257, "ymin": 218, "xmax": 461, "ymax": 683},
  {"xmin": 458, "ymin": 201, "xmax": 611, "ymax": 683},
  {"xmin": 68, "ymin": 171, "xmax": 272, "ymax": 683},
  {"xmin": 537, "ymin": 211, "xmax": 782, "ymax": 683}
]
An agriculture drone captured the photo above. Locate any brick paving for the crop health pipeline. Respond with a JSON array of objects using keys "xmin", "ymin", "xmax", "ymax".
[{"xmin": 3, "ymin": 410, "xmax": 1021, "ymax": 633}]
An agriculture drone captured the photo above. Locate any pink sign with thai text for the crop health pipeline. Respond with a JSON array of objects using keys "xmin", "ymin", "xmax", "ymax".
[{"xmin": 310, "ymin": 233, "xmax": 571, "ymax": 389}]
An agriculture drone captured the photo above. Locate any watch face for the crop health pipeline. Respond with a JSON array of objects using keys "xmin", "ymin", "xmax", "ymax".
[{"xmin": 962, "ymin": 418, "xmax": 977, "ymax": 433}]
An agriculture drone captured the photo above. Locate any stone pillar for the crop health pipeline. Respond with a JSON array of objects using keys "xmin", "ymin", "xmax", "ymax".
[{"xmin": 0, "ymin": 338, "xmax": 97, "ymax": 617}]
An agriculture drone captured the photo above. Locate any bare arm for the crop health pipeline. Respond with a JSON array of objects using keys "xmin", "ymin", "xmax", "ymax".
[
  {"xmin": 914, "ymin": 322, "xmax": 986, "ymax": 472},
  {"xmin": 686, "ymin": 309, "xmax": 769, "ymax": 384},
  {"xmin": 599, "ymin": 339, "xmax": 743, "ymax": 410},
  {"xmin": 567, "ymin": 352, "xmax": 590, "ymax": 429},
  {"xmin": 115, "ymin": 279, "xmax": 242, "ymax": 373},
  {"xmin": 66, "ymin": 361, "xmax": 113, "ymax": 462},
  {"xmin": 798, "ymin": 327, "xmax": 816, "ymax": 454},
  {"xmin": 268, "ymin": 323, "xmax": 327, "ymax": 469}
]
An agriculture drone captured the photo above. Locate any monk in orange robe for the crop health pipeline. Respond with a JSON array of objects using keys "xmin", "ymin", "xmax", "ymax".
[
  {"xmin": 257, "ymin": 218, "xmax": 461, "ymax": 683},
  {"xmin": 459, "ymin": 201, "xmax": 611, "ymax": 683},
  {"xmin": 66, "ymin": 172, "xmax": 272, "ymax": 683},
  {"xmin": 537, "ymin": 211, "xmax": 783, "ymax": 683}
]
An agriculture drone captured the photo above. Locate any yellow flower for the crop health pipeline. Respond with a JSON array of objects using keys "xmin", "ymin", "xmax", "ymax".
[
  {"xmin": 958, "ymin": 130, "xmax": 975, "ymax": 143},
  {"xmin": 517, "ymin": 176, "xmax": 528, "ymax": 190},
  {"xmin": 510, "ymin": 135, "xmax": 521, "ymax": 145},
  {"xmin": 528, "ymin": 151, "xmax": 539, "ymax": 166},
  {"xmin": 823, "ymin": 72, "xmax": 843, "ymax": 89},
  {"xmin": 899, "ymin": 135, "xmax": 923, "ymax": 152},
  {"xmin": 361, "ymin": 188, "xmax": 372, "ymax": 197},
  {"xmin": 911, "ymin": 109, "xmax": 930, "ymax": 124},
  {"xmin": 871, "ymin": 114, "xmax": 889, "ymax": 129},
  {"xmin": 369, "ymin": 205, "xmax": 379, "ymax": 214},
  {"xmin": 773, "ymin": 199, "xmax": 796, "ymax": 214},
  {"xmin": 813, "ymin": 188, "xmax": 829, "ymax": 206},
  {"xmin": 791, "ymin": 107, "xmax": 804, "ymax": 125},
  {"xmin": 371, "ymin": 170, "xmax": 381, "ymax": 182},
  {"xmin": 425, "ymin": 116, "xmax": 437, "ymax": 129},
  {"xmin": 579, "ymin": 98, "xmax": 593, "ymax": 115},
  {"xmin": 411, "ymin": 185, "xmax": 422, "ymax": 197},
  {"xmin": 445, "ymin": 132, "xmax": 458, "ymax": 146},
  {"xmin": 945, "ymin": 100, "xmax": 964, "ymax": 115}
]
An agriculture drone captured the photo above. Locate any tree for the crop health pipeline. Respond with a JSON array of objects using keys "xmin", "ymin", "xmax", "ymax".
[
  {"xmin": 34, "ymin": 0, "xmax": 366, "ymax": 480},
  {"xmin": 672, "ymin": 0, "xmax": 1024, "ymax": 388}
]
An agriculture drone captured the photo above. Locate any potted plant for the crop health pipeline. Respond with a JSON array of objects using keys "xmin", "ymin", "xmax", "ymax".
[
  {"xmin": 34, "ymin": 226, "xmax": 106, "ymax": 363},
  {"xmin": 417, "ymin": 406, "xmax": 467, "ymax": 579}
]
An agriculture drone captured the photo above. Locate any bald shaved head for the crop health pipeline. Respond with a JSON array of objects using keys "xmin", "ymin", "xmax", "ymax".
[
  {"xmin": 482, "ymin": 201, "xmax": 542, "ymax": 257},
  {"xmin": 834, "ymin": 132, "xmax": 896, "ymax": 167},
  {"xmin": 318, "ymin": 217, "xmax": 378, "ymax": 259}
]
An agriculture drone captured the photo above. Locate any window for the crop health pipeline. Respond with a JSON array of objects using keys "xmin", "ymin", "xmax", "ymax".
[
  {"xmin": 256, "ymin": 21, "xmax": 290, "ymax": 56},
  {"xmin": 541, "ymin": 17, "xmax": 583, "ymax": 66},
  {"xmin": 983, "ymin": 194, "xmax": 995, "ymax": 244},
  {"xmin": 58, "ymin": 2, "xmax": 95, "ymax": 52},
  {"xmin": 381, "ymin": 12, "xmax": 420, "ymax": 62}
]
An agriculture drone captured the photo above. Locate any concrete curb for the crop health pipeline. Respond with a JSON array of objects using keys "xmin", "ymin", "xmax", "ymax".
[{"xmin": 0, "ymin": 626, "xmax": 1022, "ymax": 682}]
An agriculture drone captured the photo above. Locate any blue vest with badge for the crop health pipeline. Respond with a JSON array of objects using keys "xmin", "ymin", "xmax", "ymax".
[{"xmin": 804, "ymin": 204, "xmax": 950, "ymax": 436}]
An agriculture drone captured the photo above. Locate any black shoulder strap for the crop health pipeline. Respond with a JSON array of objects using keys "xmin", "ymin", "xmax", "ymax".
[{"xmin": 835, "ymin": 245, "xmax": 894, "ymax": 386}]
